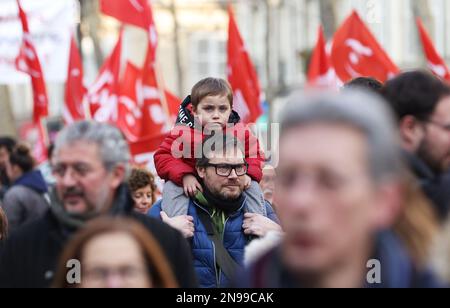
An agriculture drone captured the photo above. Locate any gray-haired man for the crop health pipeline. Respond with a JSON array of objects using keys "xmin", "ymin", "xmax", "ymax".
[
  {"xmin": 0, "ymin": 121, "xmax": 197, "ymax": 288},
  {"xmin": 236, "ymin": 91, "xmax": 443, "ymax": 288}
]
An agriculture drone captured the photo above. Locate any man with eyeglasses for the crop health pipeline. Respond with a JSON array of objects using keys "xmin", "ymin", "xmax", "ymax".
[
  {"xmin": 0, "ymin": 121, "xmax": 198, "ymax": 288},
  {"xmin": 150, "ymin": 134, "xmax": 280, "ymax": 288},
  {"xmin": 383, "ymin": 70, "xmax": 450, "ymax": 221}
]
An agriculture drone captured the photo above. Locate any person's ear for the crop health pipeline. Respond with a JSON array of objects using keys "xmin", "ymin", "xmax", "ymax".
[
  {"xmin": 109, "ymin": 164, "xmax": 126, "ymax": 189},
  {"xmin": 370, "ymin": 182, "xmax": 404, "ymax": 230},
  {"xmin": 196, "ymin": 166, "xmax": 206, "ymax": 179},
  {"xmin": 399, "ymin": 115, "xmax": 425, "ymax": 152}
]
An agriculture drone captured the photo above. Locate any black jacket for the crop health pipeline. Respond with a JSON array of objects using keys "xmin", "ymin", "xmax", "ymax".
[
  {"xmin": 403, "ymin": 151, "xmax": 450, "ymax": 221},
  {"xmin": 0, "ymin": 185, "xmax": 198, "ymax": 288},
  {"xmin": 234, "ymin": 231, "xmax": 444, "ymax": 288}
]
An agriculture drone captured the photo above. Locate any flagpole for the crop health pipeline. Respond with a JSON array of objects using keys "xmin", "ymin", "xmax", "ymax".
[{"xmin": 39, "ymin": 117, "xmax": 49, "ymax": 147}]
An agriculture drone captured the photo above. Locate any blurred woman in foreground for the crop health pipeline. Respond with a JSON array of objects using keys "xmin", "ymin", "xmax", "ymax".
[{"xmin": 53, "ymin": 217, "xmax": 178, "ymax": 288}]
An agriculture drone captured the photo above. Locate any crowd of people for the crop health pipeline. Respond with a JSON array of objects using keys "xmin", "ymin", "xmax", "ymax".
[{"xmin": 2, "ymin": 72, "xmax": 450, "ymax": 288}]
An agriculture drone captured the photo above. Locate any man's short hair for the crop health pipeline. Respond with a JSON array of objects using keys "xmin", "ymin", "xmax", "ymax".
[
  {"xmin": 196, "ymin": 133, "xmax": 245, "ymax": 167},
  {"xmin": 54, "ymin": 121, "xmax": 131, "ymax": 176},
  {"xmin": 343, "ymin": 77, "xmax": 383, "ymax": 95},
  {"xmin": 382, "ymin": 70, "xmax": 450, "ymax": 121},
  {"xmin": 191, "ymin": 77, "xmax": 233, "ymax": 109}
]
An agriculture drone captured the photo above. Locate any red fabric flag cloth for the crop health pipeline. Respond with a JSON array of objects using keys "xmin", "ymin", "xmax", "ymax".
[
  {"xmin": 164, "ymin": 90, "xmax": 181, "ymax": 119},
  {"xmin": 417, "ymin": 18, "xmax": 450, "ymax": 82},
  {"xmin": 135, "ymin": 53, "xmax": 171, "ymax": 139},
  {"xmin": 117, "ymin": 61, "xmax": 146, "ymax": 142},
  {"xmin": 99, "ymin": 0, "xmax": 157, "ymax": 59},
  {"xmin": 87, "ymin": 31, "xmax": 123, "ymax": 123},
  {"xmin": 64, "ymin": 35, "xmax": 87, "ymax": 124},
  {"xmin": 307, "ymin": 26, "xmax": 336, "ymax": 88},
  {"xmin": 117, "ymin": 59, "xmax": 175, "ymax": 143},
  {"xmin": 15, "ymin": 0, "xmax": 49, "ymax": 123},
  {"xmin": 227, "ymin": 5, "xmax": 263, "ymax": 124},
  {"xmin": 331, "ymin": 10, "xmax": 399, "ymax": 83}
]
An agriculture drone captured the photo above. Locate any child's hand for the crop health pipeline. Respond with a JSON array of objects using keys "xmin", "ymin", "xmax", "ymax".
[
  {"xmin": 183, "ymin": 174, "xmax": 203, "ymax": 197},
  {"xmin": 244, "ymin": 175, "xmax": 252, "ymax": 190}
]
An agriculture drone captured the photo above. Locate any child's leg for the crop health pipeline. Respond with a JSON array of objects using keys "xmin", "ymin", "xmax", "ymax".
[
  {"xmin": 244, "ymin": 181, "xmax": 267, "ymax": 216},
  {"xmin": 161, "ymin": 181, "xmax": 190, "ymax": 217}
]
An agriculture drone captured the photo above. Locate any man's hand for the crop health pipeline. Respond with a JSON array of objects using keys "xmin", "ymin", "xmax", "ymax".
[
  {"xmin": 242, "ymin": 213, "xmax": 282, "ymax": 237},
  {"xmin": 244, "ymin": 175, "xmax": 252, "ymax": 190},
  {"xmin": 161, "ymin": 211, "xmax": 195, "ymax": 238},
  {"xmin": 182, "ymin": 174, "xmax": 203, "ymax": 197}
]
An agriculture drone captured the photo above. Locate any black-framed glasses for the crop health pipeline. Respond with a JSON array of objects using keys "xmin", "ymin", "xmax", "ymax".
[
  {"xmin": 204, "ymin": 163, "xmax": 249, "ymax": 177},
  {"xmin": 422, "ymin": 119, "xmax": 450, "ymax": 132}
]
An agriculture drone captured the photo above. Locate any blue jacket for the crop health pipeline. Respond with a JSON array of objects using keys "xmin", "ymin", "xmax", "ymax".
[
  {"xmin": 12, "ymin": 170, "xmax": 48, "ymax": 194},
  {"xmin": 150, "ymin": 198, "xmax": 278, "ymax": 288}
]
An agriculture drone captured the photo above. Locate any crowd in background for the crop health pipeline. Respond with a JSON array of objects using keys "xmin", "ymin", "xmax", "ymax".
[{"xmin": 3, "ymin": 72, "xmax": 450, "ymax": 288}]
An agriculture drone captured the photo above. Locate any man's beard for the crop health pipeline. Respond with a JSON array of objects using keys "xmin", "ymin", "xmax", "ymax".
[
  {"xmin": 202, "ymin": 181, "xmax": 245, "ymax": 213},
  {"xmin": 417, "ymin": 138, "xmax": 447, "ymax": 174},
  {"xmin": 215, "ymin": 182, "xmax": 242, "ymax": 201},
  {"xmin": 61, "ymin": 186, "xmax": 110, "ymax": 215}
]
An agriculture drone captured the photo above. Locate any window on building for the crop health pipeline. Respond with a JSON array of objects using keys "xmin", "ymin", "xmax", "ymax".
[{"xmin": 190, "ymin": 33, "xmax": 227, "ymax": 84}]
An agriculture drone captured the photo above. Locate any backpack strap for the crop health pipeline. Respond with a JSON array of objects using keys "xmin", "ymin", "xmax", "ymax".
[{"xmin": 197, "ymin": 209, "xmax": 241, "ymax": 281}]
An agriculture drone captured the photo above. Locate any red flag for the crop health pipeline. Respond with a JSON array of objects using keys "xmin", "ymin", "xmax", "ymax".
[
  {"xmin": 331, "ymin": 11, "xmax": 399, "ymax": 83},
  {"xmin": 117, "ymin": 61, "xmax": 145, "ymax": 142},
  {"xmin": 86, "ymin": 31, "xmax": 123, "ymax": 123},
  {"xmin": 139, "ymin": 50, "xmax": 171, "ymax": 138},
  {"xmin": 105, "ymin": 0, "xmax": 177, "ymax": 151},
  {"xmin": 117, "ymin": 59, "xmax": 174, "ymax": 143},
  {"xmin": 15, "ymin": 0, "xmax": 49, "ymax": 123},
  {"xmin": 307, "ymin": 26, "xmax": 336, "ymax": 88},
  {"xmin": 417, "ymin": 18, "xmax": 450, "ymax": 82},
  {"xmin": 64, "ymin": 35, "xmax": 87, "ymax": 124},
  {"xmin": 100, "ymin": 0, "xmax": 152, "ymax": 29},
  {"xmin": 100, "ymin": 0, "xmax": 157, "ymax": 60},
  {"xmin": 227, "ymin": 5, "xmax": 263, "ymax": 123}
]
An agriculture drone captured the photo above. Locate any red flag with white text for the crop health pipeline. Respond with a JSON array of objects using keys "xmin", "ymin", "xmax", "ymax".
[
  {"xmin": 15, "ymin": 0, "xmax": 49, "ymax": 123},
  {"xmin": 227, "ymin": 5, "xmax": 263, "ymax": 123},
  {"xmin": 64, "ymin": 35, "xmax": 87, "ymax": 124},
  {"xmin": 331, "ymin": 11, "xmax": 399, "ymax": 83},
  {"xmin": 417, "ymin": 18, "xmax": 450, "ymax": 82},
  {"xmin": 86, "ymin": 31, "xmax": 123, "ymax": 123}
]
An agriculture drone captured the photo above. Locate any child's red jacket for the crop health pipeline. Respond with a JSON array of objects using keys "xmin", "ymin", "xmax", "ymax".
[{"xmin": 154, "ymin": 123, "xmax": 265, "ymax": 186}]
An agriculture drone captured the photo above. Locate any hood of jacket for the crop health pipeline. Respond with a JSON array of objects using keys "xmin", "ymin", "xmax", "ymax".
[
  {"xmin": 175, "ymin": 95, "xmax": 241, "ymax": 128},
  {"xmin": 13, "ymin": 169, "xmax": 48, "ymax": 194}
]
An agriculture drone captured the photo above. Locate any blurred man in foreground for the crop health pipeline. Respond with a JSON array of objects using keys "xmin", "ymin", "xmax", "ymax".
[{"xmin": 236, "ymin": 91, "xmax": 443, "ymax": 288}]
